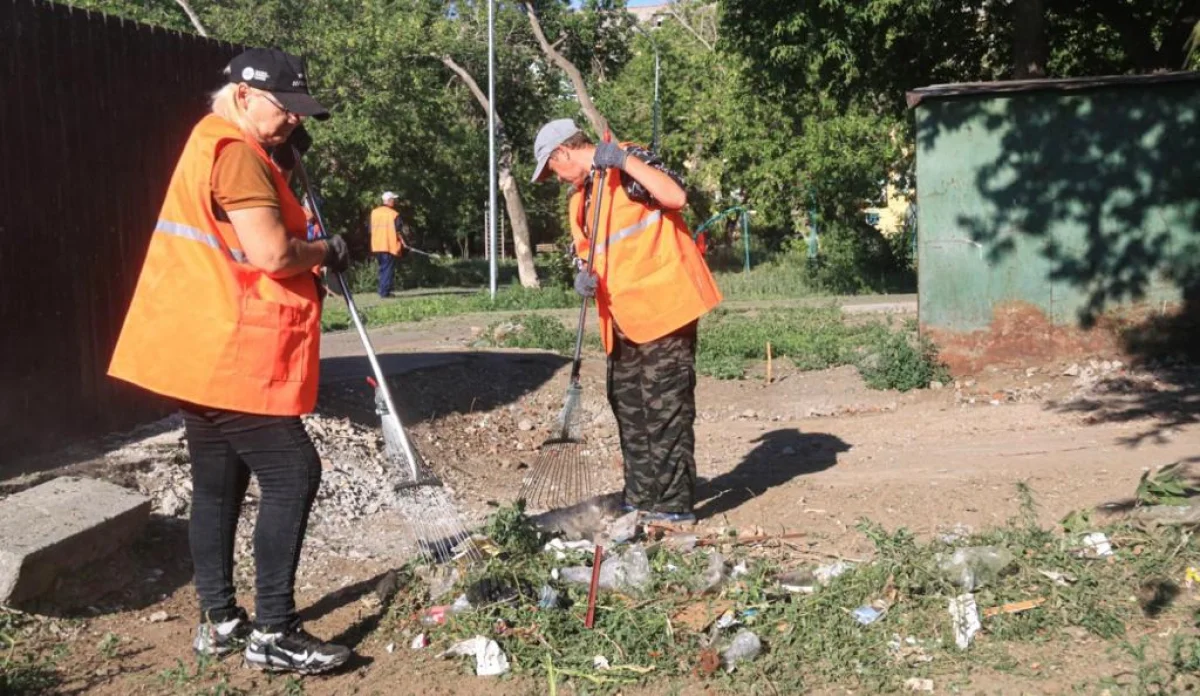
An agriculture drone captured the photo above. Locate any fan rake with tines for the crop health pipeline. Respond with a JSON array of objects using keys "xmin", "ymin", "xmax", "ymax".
[
  {"xmin": 293, "ymin": 152, "xmax": 479, "ymax": 565},
  {"xmin": 518, "ymin": 155, "xmax": 612, "ymax": 512}
]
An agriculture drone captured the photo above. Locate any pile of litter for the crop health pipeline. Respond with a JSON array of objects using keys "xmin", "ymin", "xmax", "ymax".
[{"xmin": 379, "ymin": 478, "xmax": 1200, "ymax": 692}]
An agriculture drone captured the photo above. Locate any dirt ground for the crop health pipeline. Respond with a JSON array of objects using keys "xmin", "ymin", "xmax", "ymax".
[{"xmin": 7, "ymin": 306, "xmax": 1200, "ymax": 695}]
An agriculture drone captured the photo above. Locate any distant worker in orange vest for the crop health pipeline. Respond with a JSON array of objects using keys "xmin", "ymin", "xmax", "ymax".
[
  {"xmin": 108, "ymin": 48, "xmax": 352, "ymax": 674},
  {"xmin": 531, "ymin": 119, "xmax": 723, "ymax": 523},
  {"xmin": 369, "ymin": 191, "xmax": 410, "ymax": 297}
]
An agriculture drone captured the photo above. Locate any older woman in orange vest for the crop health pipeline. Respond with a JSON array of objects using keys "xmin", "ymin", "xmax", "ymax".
[
  {"xmin": 109, "ymin": 48, "xmax": 351, "ymax": 674},
  {"xmin": 531, "ymin": 119, "xmax": 722, "ymax": 523}
]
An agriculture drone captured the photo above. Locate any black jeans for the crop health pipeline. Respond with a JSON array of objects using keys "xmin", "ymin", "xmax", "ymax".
[{"xmin": 181, "ymin": 405, "xmax": 321, "ymax": 631}]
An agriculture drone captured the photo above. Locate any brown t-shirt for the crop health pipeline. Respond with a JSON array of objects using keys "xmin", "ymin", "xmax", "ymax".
[{"xmin": 211, "ymin": 142, "xmax": 278, "ymax": 211}]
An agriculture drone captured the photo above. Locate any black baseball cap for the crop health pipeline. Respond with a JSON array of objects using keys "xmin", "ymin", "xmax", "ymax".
[{"xmin": 225, "ymin": 48, "xmax": 330, "ymax": 121}]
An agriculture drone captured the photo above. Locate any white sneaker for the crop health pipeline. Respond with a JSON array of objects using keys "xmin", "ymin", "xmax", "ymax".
[
  {"xmin": 243, "ymin": 622, "xmax": 351, "ymax": 674},
  {"xmin": 193, "ymin": 608, "xmax": 252, "ymax": 657}
]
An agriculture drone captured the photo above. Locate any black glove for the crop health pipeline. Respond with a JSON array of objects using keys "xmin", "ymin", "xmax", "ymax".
[
  {"xmin": 593, "ymin": 140, "xmax": 628, "ymax": 171},
  {"xmin": 574, "ymin": 270, "xmax": 598, "ymax": 298},
  {"xmin": 322, "ymin": 234, "xmax": 350, "ymax": 272},
  {"xmin": 270, "ymin": 124, "xmax": 313, "ymax": 171}
]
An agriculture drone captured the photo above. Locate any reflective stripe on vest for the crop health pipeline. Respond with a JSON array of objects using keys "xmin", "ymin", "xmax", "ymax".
[
  {"xmin": 154, "ymin": 219, "xmax": 248, "ymax": 264},
  {"xmin": 592, "ymin": 209, "xmax": 661, "ymax": 256},
  {"xmin": 569, "ymin": 159, "xmax": 722, "ymax": 352},
  {"xmin": 108, "ymin": 114, "xmax": 320, "ymax": 416}
]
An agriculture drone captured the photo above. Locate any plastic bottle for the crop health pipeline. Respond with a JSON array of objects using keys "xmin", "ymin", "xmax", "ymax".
[
  {"xmin": 938, "ymin": 546, "xmax": 1015, "ymax": 591},
  {"xmin": 721, "ymin": 630, "xmax": 762, "ymax": 672}
]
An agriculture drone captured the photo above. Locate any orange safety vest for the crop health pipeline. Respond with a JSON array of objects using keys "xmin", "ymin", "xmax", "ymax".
[
  {"xmin": 370, "ymin": 206, "xmax": 403, "ymax": 255},
  {"xmin": 569, "ymin": 155, "xmax": 722, "ymax": 354},
  {"xmin": 108, "ymin": 114, "xmax": 321, "ymax": 415}
]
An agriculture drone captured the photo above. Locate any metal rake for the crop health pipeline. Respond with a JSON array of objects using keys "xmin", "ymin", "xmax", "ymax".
[{"xmin": 293, "ymin": 151, "xmax": 480, "ymax": 565}]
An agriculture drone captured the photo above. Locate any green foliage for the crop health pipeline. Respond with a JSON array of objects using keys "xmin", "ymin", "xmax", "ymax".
[
  {"xmin": 485, "ymin": 501, "xmax": 544, "ymax": 556},
  {"xmin": 97, "ymin": 632, "xmax": 120, "ymax": 660},
  {"xmin": 695, "ymin": 306, "xmax": 943, "ymax": 390},
  {"xmin": 799, "ymin": 220, "xmax": 914, "ymax": 294},
  {"xmin": 857, "ymin": 329, "xmax": 951, "ymax": 392},
  {"xmin": 344, "ymin": 256, "xmax": 571, "ymax": 295},
  {"xmin": 0, "ymin": 611, "xmax": 61, "ymax": 695},
  {"xmin": 320, "ymin": 286, "xmax": 578, "ymax": 332},
  {"xmin": 1135, "ymin": 463, "xmax": 1199, "ymax": 507},
  {"xmin": 380, "ymin": 487, "xmax": 1200, "ymax": 693},
  {"xmin": 477, "ymin": 314, "xmax": 577, "ymax": 354}
]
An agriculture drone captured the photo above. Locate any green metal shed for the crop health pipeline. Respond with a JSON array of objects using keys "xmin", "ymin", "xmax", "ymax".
[{"xmin": 908, "ymin": 73, "xmax": 1200, "ymax": 371}]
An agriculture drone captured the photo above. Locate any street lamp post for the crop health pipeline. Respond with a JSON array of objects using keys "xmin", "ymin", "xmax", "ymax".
[
  {"xmin": 633, "ymin": 23, "xmax": 661, "ymax": 153},
  {"xmin": 487, "ymin": 0, "xmax": 497, "ymax": 300}
]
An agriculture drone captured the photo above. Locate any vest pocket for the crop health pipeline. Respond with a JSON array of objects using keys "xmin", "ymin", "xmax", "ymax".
[{"xmin": 234, "ymin": 297, "xmax": 311, "ymax": 383}]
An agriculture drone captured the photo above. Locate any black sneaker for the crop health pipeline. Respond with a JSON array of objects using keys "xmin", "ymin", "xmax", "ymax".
[
  {"xmin": 193, "ymin": 608, "xmax": 252, "ymax": 658},
  {"xmin": 243, "ymin": 622, "xmax": 351, "ymax": 674}
]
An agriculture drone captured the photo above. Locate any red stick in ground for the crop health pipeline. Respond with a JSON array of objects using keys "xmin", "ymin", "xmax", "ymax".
[{"xmin": 585, "ymin": 545, "xmax": 604, "ymax": 629}]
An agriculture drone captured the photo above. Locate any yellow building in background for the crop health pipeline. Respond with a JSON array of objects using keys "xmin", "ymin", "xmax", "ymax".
[{"xmin": 863, "ymin": 180, "xmax": 913, "ymax": 237}]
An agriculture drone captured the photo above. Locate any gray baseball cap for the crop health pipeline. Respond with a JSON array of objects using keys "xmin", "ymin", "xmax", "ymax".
[{"xmin": 531, "ymin": 119, "xmax": 581, "ymax": 183}]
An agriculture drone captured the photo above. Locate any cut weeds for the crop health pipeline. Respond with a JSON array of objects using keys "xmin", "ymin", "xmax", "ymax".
[{"xmin": 380, "ymin": 489, "xmax": 1199, "ymax": 694}]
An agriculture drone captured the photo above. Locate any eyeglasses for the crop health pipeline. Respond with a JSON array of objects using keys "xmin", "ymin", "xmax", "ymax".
[{"xmin": 256, "ymin": 89, "xmax": 297, "ymax": 119}]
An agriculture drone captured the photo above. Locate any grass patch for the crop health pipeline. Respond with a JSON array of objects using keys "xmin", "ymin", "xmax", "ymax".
[
  {"xmin": 698, "ymin": 308, "xmax": 948, "ymax": 389},
  {"xmin": 711, "ymin": 264, "xmax": 823, "ymax": 301},
  {"xmin": 469, "ymin": 306, "xmax": 948, "ymax": 391},
  {"xmin": 321, "ymin": 285, "xmax": 578, "ymax": 332},
  {"xmin": 474, "ymin": 315, "xmax": 578, "ymax": 354},
  {"xmin": 382, "ymin": 491, "xmax": 1200, "ymax": 694},
  {"xmin": 0, "ymin": 610, "xmax": 61, "ymax": 695}
]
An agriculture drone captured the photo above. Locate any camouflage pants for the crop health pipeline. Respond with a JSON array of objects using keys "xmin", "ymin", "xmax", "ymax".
[{"xmin": 607, "ymin": 321, "xmax": 698, "ymax": 514}]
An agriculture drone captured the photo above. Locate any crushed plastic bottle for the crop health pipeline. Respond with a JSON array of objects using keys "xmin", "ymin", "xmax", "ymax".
[
  {"xmin": 559, "ymin": 545, "xmax": 651, "ymax": 593},
  {"xmin": 721, "ymin": 630, "xmax": 762, "ymax": 672},
  {"xmin": 813, "ymin": 561, "xmax": 854, "ymax": 585},
  {"xmin": 699, "ymin": 552, "xmax": 727, "ymax": 593},
  {"xmin": 537, "ymin": 584, "xmax": 561, "ymax": 609},
  {"xmin": 938, "ymin": 546, "xmax": 1015, "ymax": 591}
]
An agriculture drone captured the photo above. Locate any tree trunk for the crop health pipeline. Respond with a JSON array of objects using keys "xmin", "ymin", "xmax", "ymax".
[
  {"xmin": 521, "ymin": 2, "xmax": 611, "ymax": 138},
  {"xmin": 174, "ymin": 0, "xmax": 209, "ymax": 36},
  {"xmin": 1012, "ymin": 0, "xmax": 1047, "ymax": 78},
  {"xmin": 440, "ymin": 55, "xmax": 540, "ymax": 288}
]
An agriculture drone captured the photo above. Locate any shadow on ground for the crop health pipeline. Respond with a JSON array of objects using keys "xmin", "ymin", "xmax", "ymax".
[
  {"xmin": 696, "ymin": 429, "xmax": 850, "ymax": 520},
  {"xmin": 316, "ymin": 351, "xmax": 570, "ymax": 431},
  {"xmin": 20, "ymin": 514, "xmax": 194, "ymax": 619}
]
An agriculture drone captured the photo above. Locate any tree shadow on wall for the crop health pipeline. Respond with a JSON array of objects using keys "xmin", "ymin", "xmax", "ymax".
[{"xmin": 915, "ymin": 81, "xmax": 1200, "ymax": 443}]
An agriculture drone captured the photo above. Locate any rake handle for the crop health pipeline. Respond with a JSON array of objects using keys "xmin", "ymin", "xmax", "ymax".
[
  {"xmin": 570, "ymin": 130, "xmax": 614, "ymax": 384},
  {"xmin": 584, "ymin": 544, "xmax": 603, "ymax": 629},
  {"xmin": 291, "ymin": 147, "xmax": 421, "ymax": 481}
]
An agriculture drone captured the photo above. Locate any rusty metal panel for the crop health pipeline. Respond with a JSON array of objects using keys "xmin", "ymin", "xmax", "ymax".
[
  {"xmin": 913, "ymin": 79, "xmax": 1200, "ymax": 370},
  {"xmin": 0, "ymin": 0, "xmax": 243, "ymax": 463}
]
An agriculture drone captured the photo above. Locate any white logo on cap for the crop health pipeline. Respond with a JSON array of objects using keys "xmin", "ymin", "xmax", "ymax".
[
  {"xmin": 241, "ymin": 66, "xmax": 255, "ymax": 80},
  {"xmin": 254, "ymin": 70, "xmax": 269, "ymax": 81}
]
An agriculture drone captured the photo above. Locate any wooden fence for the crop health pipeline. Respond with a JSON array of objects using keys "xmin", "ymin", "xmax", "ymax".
[{"xmin": 0, "ymin": 0, "xmax": 242, "ymax": 464}]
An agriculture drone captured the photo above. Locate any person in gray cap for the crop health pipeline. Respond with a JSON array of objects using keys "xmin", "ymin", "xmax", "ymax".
[{"xmin": 531, "ymin": 119, "xmax": 722, "ymax": 524}]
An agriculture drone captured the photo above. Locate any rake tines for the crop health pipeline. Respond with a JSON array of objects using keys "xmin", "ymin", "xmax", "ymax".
[
  {"xmin": 518, "ymin": 440, "xmax": 596, "ymax": 513},
  {"xmin": 395, "ymin": 484, "xmax": 482, "ymax": 564}
]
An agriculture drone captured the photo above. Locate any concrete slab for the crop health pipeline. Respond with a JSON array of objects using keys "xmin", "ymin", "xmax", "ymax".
[{"xmin": 0, "ymin": 477, "xmax": 150, "ymax": 606}]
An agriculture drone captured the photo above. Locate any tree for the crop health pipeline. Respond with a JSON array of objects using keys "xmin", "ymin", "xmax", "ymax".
[
  {"xmin": 522, "ymin": 0, "xmax": 612, "ymax": 136},
  {"xmin": 719, "ymin": 0, "xmax": 1200, "ymax": 117},
  {"xmin": 440, "ymin": 55, "xmax": 540, "ymax": 287}
]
